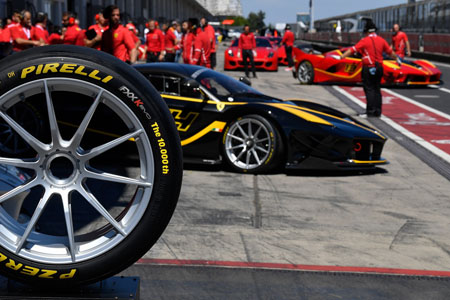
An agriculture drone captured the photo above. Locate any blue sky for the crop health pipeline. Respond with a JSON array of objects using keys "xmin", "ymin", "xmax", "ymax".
[{"xmin": 242, "ymin": 0, "xmax": 407, "ymax": 25}]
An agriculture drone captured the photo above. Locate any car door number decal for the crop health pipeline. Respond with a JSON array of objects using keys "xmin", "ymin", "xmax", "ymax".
[
  {"xmin": 170, "ymin": 109, "xmax": 200, "ymax": 132},
  {"xmin": 344, "ymin": 63, "xmax": 357, "ymax": 73}
]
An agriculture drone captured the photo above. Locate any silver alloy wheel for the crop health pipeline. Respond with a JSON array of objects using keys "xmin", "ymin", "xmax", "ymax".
[
  {"xmin": 0, "ymin": 78, "xmax": 154, "ymax": 264},
  {"xmin": 298, "ymin": 62, "xmax": 312, "ymax": 84},
  {"xmin": 225, "ymin": 117, "xmax": 272, "ymax": 170}
]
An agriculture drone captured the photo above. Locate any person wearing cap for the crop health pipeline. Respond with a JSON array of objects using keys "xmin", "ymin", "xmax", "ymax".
[
  {"xmin": 238, "ymin": 24, "xmax": 257, "ymax": 78},
  {"xmin": 391, "ymin": 23, "xmax": 411, "ymax": 60},
  {"xmin": 340, "ymin": 21, "xmax": 400, "ymax": 118},
  {"xmin": 281, "ymin": 24, "xmax": 295, "ymax": 71},
  {"xmin": 145, "ymin": 20, "xmax": 165, "ymax": 62},
  {"xmin": 201, "ymin": 17, "xmax": 216, "ymax": 69},
  {"xmin": 164, "ymin": 21, "xmax": 178, "ymax": 62},
  {"xmin": 101, "ymin": 5, "xmax": 137, "ymax": 64}
]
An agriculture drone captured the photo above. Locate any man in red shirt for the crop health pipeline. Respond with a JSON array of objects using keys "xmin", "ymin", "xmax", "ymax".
[
  {"xmin": 181, "ymin": 20, "xmax": 195, "ymax": 64},
  {"xmin": 391, "ymin": 23, "xmax": 411, "ymax": 60},
  {"xmin": 60, "ymin": 12, "xmax": 83, "ymax": 45},
  {"xmin": 164, "ymin": 21, "xmax": 178, "ymax": 62},
  {"xmin": 145, "ymin": 20, "xmax": 165, "ymax": 62},
  {"xmin": 341, "ymin": 21, "xmax": 400, "ymax": 118},
  {"xmin": 281, "ymin": 24, "xmax": 295, "ymax": 71},
  {"xmin": 201, "ymin": 18, "xmax": 216, "ymax": 69},
  {"xmin": 191, "ymin": 26, "xmax": 211, "ymax": 68},
  {"xmin": 32, "ymin": 12, "xmax": 49, "ymax": 44},
  {"xmin": 238, "ymin": 25, "xmax": 256, "ymax": 78},
  {"xmin": 85, "ymin": 13, "xmax": 108, "ymax": 49},
  {"xmin": 101, "ymin": 5, "xmax": 137, "ymax": 64},
  {"xmin": 10, "ymin": 10, "xmax": 44, "ymax": 52}
]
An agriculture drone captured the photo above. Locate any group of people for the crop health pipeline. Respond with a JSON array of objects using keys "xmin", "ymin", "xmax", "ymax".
[{"xmin": 0, "ymin": 6, "xmax": 217, "ymax": 68}]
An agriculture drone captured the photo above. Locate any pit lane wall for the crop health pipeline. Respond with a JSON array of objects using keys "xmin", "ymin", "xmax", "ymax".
[{"xmin": 298, "ymin": 32, "xmax": 450, "ymax": 62}]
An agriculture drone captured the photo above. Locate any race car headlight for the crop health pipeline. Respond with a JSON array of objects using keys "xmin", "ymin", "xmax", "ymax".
[
  {"xmin": 268, "ymin": 52, "xmax": 274, "ymax": 58},
  {"xmin": 227, "ymin": 49, "xmax": 234, "ymax": 57}
]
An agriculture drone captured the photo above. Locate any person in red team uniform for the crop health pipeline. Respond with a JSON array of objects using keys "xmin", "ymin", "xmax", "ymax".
[
  {"xmin": 101, "ymin": 5, "xmax": 137, "ymax": 64},
  {"xmin": 85, "ymin": 13, "xmax": 108, "ymax": 49},
  {"xmin": 32, "ymin": 12, "xmax": 49, "ymax": 44},
  {"xmin": 61, "ymin": 12, "xmax": 83, "ymax": 45},
  {"xmin": 340, "ymin": 21, "xmax": 400, "ymax": 118},
  {"xmin": 164, "ymin": 21, "xmax": 178, "ymax": 62},
  {"xmin": 391, "ymin": 23, "xmax": 411, "ymax": 60},
  {"xmin": 238, "ymin": 25, "xmax": 256, "ymax": 78},
  {"xmin": 145, "ymin": 20, "xmax": 165, "ymax": 62},
  {"xmin": 126, "ymin": 21, "xmax": 141, "ymax": 58},
  {"xmin": 200, "ymin": 17, "xmax": 216, "ymax": 69},
  {"xmin": 281, "ymin": 24, "xmax": 295, "ymax": 71},
  {"xmin": 181, "ymin": 20, "xmax": 195, "ymax": 64},
  {"xmin": 10, "ymin": 10, "xmax": 44, "ymax": 52},
  {"xmin": 191, "ymin": 25, "xmax": 211, "ymax": 68}
]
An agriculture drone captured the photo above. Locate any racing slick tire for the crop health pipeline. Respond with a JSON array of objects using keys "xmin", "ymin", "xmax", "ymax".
[
  {"xmin": 0, "ymin": 45, "xmax": 182, "ymax": 287},
  {"xmin": 297, "ymin": 61, "xmax": 314, "ymax": 84},
  {"xmin": 222, "ymin": 114, "xmax": 283, "ymax": 173}
]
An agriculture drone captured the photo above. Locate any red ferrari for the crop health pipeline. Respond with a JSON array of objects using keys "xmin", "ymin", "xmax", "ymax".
[
  {"xmin": 266, "ymin": 37, "xmax": 288, "ymax": 66},
  {"xmin": 224, "ymin": 37, "xmax": 278, "ymax": 71},
  {"xmin": 292, "ymin": 46, "xmax": 442, "ymax": 86}
]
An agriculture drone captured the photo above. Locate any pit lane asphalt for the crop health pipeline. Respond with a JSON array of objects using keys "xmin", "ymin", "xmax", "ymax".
[{"xmin": 125, "ymin": 44, "xmax": 450, "ymax": 281}]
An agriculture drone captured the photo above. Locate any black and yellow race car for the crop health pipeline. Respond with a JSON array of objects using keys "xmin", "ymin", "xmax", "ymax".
[{"xmin": 135, "ymin": 63, "xmax": 388, "ymax": 173}]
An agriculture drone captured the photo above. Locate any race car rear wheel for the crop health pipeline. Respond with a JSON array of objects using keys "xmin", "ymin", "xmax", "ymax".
[
  {"xmin": 222, "ymin": 115, "xmax": 283, "ymax": 173},
  {"xmin": 297, "ymin": 61, "xmax": 314, "ymax": 84},
  {"xmin": 0, "ymin": 45, "xmax": 182, "ymax": 287}
]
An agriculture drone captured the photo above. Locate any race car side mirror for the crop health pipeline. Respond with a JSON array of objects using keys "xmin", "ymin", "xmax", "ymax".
[
  {"xmin": 239, "ymin": 76, "xmax": 252, "ymax": 86},
  {"xmin": 183, "ymin": 79, "xmax": 200, "ymax": 89}
]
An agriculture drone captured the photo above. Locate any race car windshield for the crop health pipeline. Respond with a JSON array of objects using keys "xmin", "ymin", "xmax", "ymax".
[
  {"xmin": 231, "ymin": 38, "xmax": 272, "ymax": 48},
  {"xmin": 194, "ymin": 70, "xmax": 261, "ymax": 100}
]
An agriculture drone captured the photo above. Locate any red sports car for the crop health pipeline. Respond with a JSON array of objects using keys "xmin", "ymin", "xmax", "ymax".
[
  {"xmin": 292, "ymin": 46, "xmax": 442, "ymax": 86},
  {"xmin": 266, "ymin": 37, "xmax": 288, "ymax": 66},
  {"xmin": 224, "ymin": 37, "xmax": 278, "ymax": 71}
]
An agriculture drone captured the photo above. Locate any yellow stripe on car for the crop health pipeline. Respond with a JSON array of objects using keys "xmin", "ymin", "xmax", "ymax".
[
  {"xmin": 181, "ymin": 121, "xmax": 227, "ymax": 146},
  {"xmin": 267, "ymin": 103, "xmax": 332, "ymax": 126}
]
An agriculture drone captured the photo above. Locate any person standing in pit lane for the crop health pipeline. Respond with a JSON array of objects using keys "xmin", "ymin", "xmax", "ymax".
[
  {"xmin": 239, "ymin": 24, "xmax": 257, "ymax": 78},
  {"xmin": 32, "ymin": 12, "xmax": 49, "ymax": 45},
  {"xmin": 181, "ymin": 20, "xmax": 195, "ymax": 64},
  {"xmin": 60, "ymin": 12, "xmax": 83, "ymax": 45},
  {"xmin": 10, "ymin": 10, "xmax": 45, "ymax": 52},
  {"xmin": 191, "ymin": 24, "xmax": 211, "ymax": 68},
  {"xmin": 201, "ymin": 17, "xmax": 216, "ymax": 69},
  {"xmin": 340, "ymin": 21, "xmax": 401, "ymax": 118},
  {"xmin": 164, "ymin": 21, "xmax": 178, "ymax": 62},
  {"xmin": 282, "ymin": 24, "xmax": 295, "ymax": 71},
  {"xmin": 85, "ymin": 13, "xmax": 108, "ymax": 50},
  {"xmin": 391, "ymin": 23, "xmax": 411, "ymax": 60},
  {"xmin": 101, "ymin": 5, "xmax": 137, "ymax": 64},
  {"xmin": 145, "ymin": 20, "xmax": 165, "ymax": 62}
]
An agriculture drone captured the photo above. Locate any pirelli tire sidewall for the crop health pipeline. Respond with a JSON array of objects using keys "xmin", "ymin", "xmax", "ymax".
[{"xmin": 0, "ymin": 46, "xmax": 183, "ymax": 287}]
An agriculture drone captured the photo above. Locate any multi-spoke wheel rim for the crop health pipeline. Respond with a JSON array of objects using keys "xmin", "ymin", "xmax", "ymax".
[
  {"xmin": 298, "ymin": 62, "xmax": 312, "ymax": 83},
  {"xmin": 0, "ymin": 78, "xmax": 154, "ymax": 264},
  {"xmin": 225, "ymin": 118, "xmax": 272, "ymax": 170}
]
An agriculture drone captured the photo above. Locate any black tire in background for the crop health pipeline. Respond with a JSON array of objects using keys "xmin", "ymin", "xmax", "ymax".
[
  {"xmin": 0, "ymin": 45, "xmax": 182, "ymax": 287},
  {"xmin": 222, "ymin": 114, "xmax": 284, "ymax": 174}
]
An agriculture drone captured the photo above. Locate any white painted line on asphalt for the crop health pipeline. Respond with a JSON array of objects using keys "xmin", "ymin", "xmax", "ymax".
[
  {"xmin": 430, "ymin": 61, "xmax": 450, "ymax": 68},
  {"xmin": 414, "ymin": 95, "xmax": 439, "ymax": 98},
  {"xmin": 439, "ymin": 87, "xmax": 450, "ymax": 95},
  {"xmin": 382, "ymin": 89, "xmax": 450, "ymax": 120},
  {"xmin": 333, "ymin": 86, "xmax": 450, "ymax": 164},
  {"xmin": 380, "ymin": 115, "xmax": 450, "ymax": 164}
]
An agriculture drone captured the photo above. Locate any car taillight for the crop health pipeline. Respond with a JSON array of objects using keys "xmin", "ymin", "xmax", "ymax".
[{"xmin": 354, "ymin": 142, "xmax": 362, "ymax": 152}]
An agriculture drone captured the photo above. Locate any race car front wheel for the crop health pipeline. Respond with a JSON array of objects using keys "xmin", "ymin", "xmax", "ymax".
[
  {"xmin": 297, "ymin": 61, "xmax": 314, "ymax": 84},
  {"xmin": 222, "ymin": 115, "xmax": 283, "ymax": 173},
  {"xmin": 0, "ymin": 45, "xmax": 182, "ymax": 287}
]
